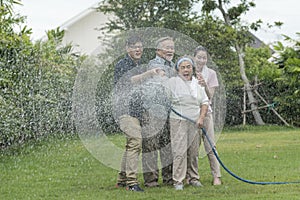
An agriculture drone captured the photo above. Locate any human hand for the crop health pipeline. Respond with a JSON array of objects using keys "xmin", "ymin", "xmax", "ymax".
[
  {"xmin": 153, "ymin": 68, "xmax": 165, "ymax": 77},
  {"xmin": 196, "ymin": 72, "xmax": 206, "ymax": 87},
  {"xmin": 196, "ymin": 117, "xmax": 204, "ymax": 128}
]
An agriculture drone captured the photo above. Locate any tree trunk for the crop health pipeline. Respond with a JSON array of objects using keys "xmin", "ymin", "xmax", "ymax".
[
  {"xmin": 216, "ymin": 0, "xmax": 265, "ymax": 125},
  {"xmin": 236, "ymin": 45, "xmax": 265, "ymax": 125}
]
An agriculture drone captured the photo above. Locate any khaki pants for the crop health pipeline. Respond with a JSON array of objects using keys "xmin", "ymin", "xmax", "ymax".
[
  {"xmin": 170, "ymin": 118, "xmax": 200, "ymax": 184},
  {"xmin": 117, "ymin": 115, "xmax": 142, "ymax": 186},
  {"xmin": 142, "ymin": 118, "xmax": 173, "ymax": 186},
  {"xmin": 201, "ymin": 113, "xmax": 221, "ymax": 178}
]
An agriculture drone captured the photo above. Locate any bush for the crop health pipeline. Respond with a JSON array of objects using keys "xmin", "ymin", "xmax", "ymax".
[{"xmin": 0, "ymin": 4, "xmax": 80, "ymax": 148}]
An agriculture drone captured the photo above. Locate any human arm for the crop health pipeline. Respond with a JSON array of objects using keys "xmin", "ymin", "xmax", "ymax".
[
  {"xmin": 131, "ymin": 68, "xmax": 165, "ymax": 84},
  {"xmin": 196, "ymin": 104, "xmax": 208, "ymax": 128},
  {"xmin": 196, "ymin": 71, "xmax": 218, "ymax": 100},
  {"xmin": 196, "ymin": 73, "xmax": 212, "ymax": 99},
  {"xmin": 196, "ymin": 85, "xmax": 210, "ymax": 128}
]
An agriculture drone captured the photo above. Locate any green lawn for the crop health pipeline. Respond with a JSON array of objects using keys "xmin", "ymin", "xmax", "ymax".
[{"xmin": 1, "ymin": 126, "xmax": 300, "ymax": 200}]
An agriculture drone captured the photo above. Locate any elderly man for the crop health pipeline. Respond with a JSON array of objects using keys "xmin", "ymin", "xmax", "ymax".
[{"xmin": 141, "ymin": 37, "xmax": 176, "ymax": 187}]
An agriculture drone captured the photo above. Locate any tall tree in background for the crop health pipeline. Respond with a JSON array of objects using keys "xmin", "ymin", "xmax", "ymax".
[
  {"xmin": 97, "ymin": 0, "xmax": 196, "ymax": 31},
  {"xmin": 199, "ymin": 0, "xmax": 266, "ymax": 125}
]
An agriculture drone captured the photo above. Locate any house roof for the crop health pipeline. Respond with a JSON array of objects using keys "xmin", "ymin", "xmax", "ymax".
[{"xmin": 60, "ymin": 2, "xmax": 99, "ymax": 30}]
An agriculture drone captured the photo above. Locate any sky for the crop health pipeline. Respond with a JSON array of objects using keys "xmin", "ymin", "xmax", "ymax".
[{"xmin": 15, "ymin": 0, "xmax": 300, "ymax": 44}]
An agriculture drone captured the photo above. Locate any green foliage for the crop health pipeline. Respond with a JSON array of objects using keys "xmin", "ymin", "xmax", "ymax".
[
  {"xmin": 272, "ymin": 34, "xmax": 300, "ymax": 126},
  {"xmin": 183, "ymin": 16, "xmax": 240, "ymax": 85},
  {"xmin": 227, "ymin": 0, "xmax": 255, "ymax": 22},
  {"xmin": 97, "ymin": 0, "xmax": 196, "ymax": 31},
  {"xmin": 0, "ymin": 1, "xmax": 81, "ymax": 148},
  {"xmin": 201, "ymin": 0, "xmax": 218, "ymax": 13},
  {"xmin": 199, "ymin": 0, "xmax": 284, "ymax": 126},
  {"xmin": 243, "ymin": 46, "xmax": 297, "ymax": 125},
  {"xmin": 0, "ymin": 0, "xmax": 35, "ymax": 147},
  {"xmin": 201, "ymin": 0, "xmax": 257, "ymax": 29},
  {"xmin": 95, "ymin": 63, "xmax": 119, "ymax": 133},
  {"xmin": 244, "ymin": 46, "xmax": 280, "ymax": 80}
]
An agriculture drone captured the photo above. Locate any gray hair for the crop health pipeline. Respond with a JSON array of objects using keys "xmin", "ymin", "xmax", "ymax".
[{"xmin": 155, "ymin": 36, "xmax": 174, "ymax": 49}]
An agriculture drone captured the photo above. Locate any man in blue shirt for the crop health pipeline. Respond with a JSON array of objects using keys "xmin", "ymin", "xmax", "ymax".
[{"xmin": 114, "ymin": 35, "xmax": 145, "ymax": 192}]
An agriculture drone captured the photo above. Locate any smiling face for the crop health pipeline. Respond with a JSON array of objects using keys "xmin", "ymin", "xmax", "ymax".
[
  {"xmin": 156, "ymin": 39, "xmax": 175, "ymax": 62},
  {"xmin": 126, "ymin": 41, "xmax": 143, "ymax": 62},
  {"xmin": 178, "ymin": 60, "xmax": 193, "ymax": 81},
  {"xmin": 194, "ymin": 50, "xmax": 208, "ymax": 72}
]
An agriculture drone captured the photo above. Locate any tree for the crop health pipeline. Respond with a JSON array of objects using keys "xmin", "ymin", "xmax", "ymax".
[
  {"xmin": 97, "ymin": 0, "xmax": 197, "ymax": 31},
  {"xmin": 199, "ymin": 0, "xmax": 266, "ymax": 125},
  {"xmin": 272, "ymin": 34, "xmax": 300, "ymax": 126}
]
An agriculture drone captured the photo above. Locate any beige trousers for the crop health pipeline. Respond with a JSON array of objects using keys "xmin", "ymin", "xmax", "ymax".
[
  {"xmin": 117, "ymin": 115, "xmax": 142, "ymax": 186},
  {"xmin": 170, "ymin": 118, "xmax": 200, "ymax": 184},
  {"xmin": 142, "ymin": 117, "xmax": 173, "ymax": 186},
  {"xmin": 201, "ymin": 113, "xmax": 221, "ymax": 178}
]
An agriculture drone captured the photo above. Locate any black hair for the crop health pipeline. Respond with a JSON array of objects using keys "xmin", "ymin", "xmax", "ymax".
[
  {"xmin": 126, "ymin": 35, "xmax": 143, "ymax": 46},
  {"xmin": 193, "ymin": 45, "xmax": 208, "ymax": 56}
]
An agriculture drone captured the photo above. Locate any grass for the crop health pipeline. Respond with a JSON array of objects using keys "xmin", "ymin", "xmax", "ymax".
[{"xmin": 1, "ymin": 126, "xmax": 300, "ymax": 200}]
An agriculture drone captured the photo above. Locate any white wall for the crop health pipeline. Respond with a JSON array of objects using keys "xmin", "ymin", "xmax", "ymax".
[{"xmin": 61, "ymin": 11, "xmax": 111, "ymax": 55}]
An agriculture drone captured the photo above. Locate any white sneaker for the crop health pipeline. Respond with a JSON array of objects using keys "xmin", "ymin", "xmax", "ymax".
[{"xmin": 174, "ymin": 183, "xmax": 184, "ymax": 190}]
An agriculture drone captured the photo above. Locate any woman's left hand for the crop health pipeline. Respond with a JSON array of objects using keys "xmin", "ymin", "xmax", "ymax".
[{"xmin": 196, "ymin": 117, "xmax": 204, "ymax": 128}]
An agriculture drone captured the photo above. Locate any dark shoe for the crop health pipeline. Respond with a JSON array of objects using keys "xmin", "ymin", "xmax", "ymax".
[
  {"xmin": 126, "ymin": 184, "xmax": 144, "ymax": 192},
  {"xmin": 144, "ymin": 182, "xmax": 160, "ymax": 187},
  {"xmin": 115, "ymin": 182, "xmax": 126, "ymax": 188},
  {"xmin": 189, "ymin": 181, "xmax": 203, "ymax": 187},
  {"xmin": 163, "ymin": 179, "xmax": 174, "ymax": 186}
]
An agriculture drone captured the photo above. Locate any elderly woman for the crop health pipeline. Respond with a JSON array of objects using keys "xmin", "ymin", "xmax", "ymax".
[{"xmin": 164, "ymin": 56, "xmax": 209, "ymax": 190}]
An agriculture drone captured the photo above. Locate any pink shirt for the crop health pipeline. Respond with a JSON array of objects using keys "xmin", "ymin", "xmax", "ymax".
[
  {"xmin": 201, "ymin": 65, "xmax": 219, "ymax": 88},
  {"xmin": 199, "ymin": 65, "xmax": 219, "ymax": 113}
]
